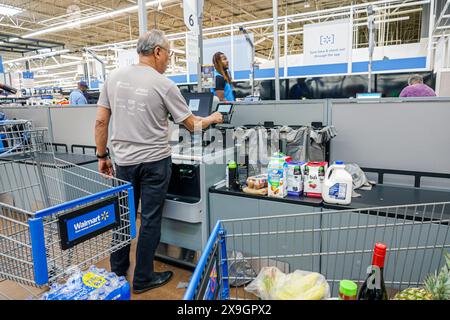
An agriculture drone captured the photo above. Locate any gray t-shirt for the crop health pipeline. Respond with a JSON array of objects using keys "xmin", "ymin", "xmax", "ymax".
[{"xmin": 98, "ymin": 65, "xmax": 192, "ymax": 166}]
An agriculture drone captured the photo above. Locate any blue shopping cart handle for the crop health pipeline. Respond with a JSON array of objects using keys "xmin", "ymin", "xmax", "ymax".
[
  {"xmin": 183, "ymin": 220, "xmax": 222, "ymax": 300},
  {"xmin": 34, "ymin": 183, "xmax": 133, "ymax": 218}
]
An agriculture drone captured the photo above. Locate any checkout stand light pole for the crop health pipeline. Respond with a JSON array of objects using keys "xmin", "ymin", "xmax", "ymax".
[
  {"xmin": 239, "ymin": 26, "xmax": 255, "ymax": 96},
  {"xmin": 197, "ymin": 5, "xmax": 204, "ymax": 94},
  {"xmin": 273, "ymin": 0, "xmax": 280, "ymax": 101},
  {"xmin": 138, "ymin": 0, "xmax": 148, "ymax": 36},
  {"xmin": 84, "ymin": 48, "xmax": 106, "ymax": 82},
  {"xmin": 367, "ymin": 5, "xmax": 375, "ymax": 93}
]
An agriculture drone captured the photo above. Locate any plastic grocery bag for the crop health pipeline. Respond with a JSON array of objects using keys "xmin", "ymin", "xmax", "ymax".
[
  {"xmin": 228, "ymin": 251, "xmax": 257, "ymax": 287},
  {"xmin": 244, "ymin": 266, "xmax": 330, "ymax": 300},
  {"xmin": 244, "ymin": 266, "xmax": 286, "ymax": 300},
  {"xmin": 343, "ymin": 163, "xmax": 376, "ymax": 197}
]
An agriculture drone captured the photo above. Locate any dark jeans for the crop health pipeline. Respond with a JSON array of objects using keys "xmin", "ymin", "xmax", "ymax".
[{"xmin": 110, "ymin": 156, "xmax": 172, "ymax": 286}]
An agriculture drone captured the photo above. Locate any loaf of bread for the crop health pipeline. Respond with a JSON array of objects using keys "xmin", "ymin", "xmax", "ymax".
[{"xmin": 246, "ymin": 174, "xmax": 268, "ymax": 190}]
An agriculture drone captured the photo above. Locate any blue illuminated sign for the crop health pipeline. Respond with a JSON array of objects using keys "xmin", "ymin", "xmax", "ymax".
[{"xmin": 22, "ymin": 71, "xmax": 34, "ymax": 79}]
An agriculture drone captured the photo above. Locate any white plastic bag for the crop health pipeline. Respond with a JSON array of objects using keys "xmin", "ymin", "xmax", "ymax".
[
  {"xmin": 245, "ymin": 267, "xmax": 330, "ymax": 300},
  {"xmin": 244, "ymin": 266, "xmax": 286, "ymax": 300}
]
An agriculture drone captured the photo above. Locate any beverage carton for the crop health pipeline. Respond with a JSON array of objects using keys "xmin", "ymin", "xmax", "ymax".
[
  {"xmin": 303, "ymin": 161, "xmax": 328, "ymax": 198},
  {"xmin": 268, "ymin": 156, "xmax": 288, "ymax": 198},
  {"xmin": 286, "ymin": 161, "xmax": 305, "ymax": 196}
]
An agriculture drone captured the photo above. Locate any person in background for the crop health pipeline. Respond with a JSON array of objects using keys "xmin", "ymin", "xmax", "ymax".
[
  {"xmin": 95, "ymin": 29, "xmax": 222, "ymax": 294},
  {"xmin": 399, "ymin": 74, "xmax": 436, "ymax": 97},
  {"xmin": 69, "ymin": 81, "xmax": 89, "ymax": 105},
  {"xmin": 211, "ymin": 52, "xmax": 235, "ymax": 102}
]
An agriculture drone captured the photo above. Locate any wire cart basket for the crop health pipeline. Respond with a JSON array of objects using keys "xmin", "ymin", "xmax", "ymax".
[
  {"xmin": 0, "ymin": 120, "xmax": 136, "ymax": 290},
  {"xmin": 184, "ymin": 201, "xmax": 450, "ymax": 300}
]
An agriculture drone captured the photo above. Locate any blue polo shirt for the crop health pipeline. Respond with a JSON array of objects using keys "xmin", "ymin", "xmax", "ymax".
[
  {"xmin": 211, "ymin": 71, "xmax": 235, "ymax": 102},
  {"xmin": 69, "ymin": 89, "xmax": 88, "ymax": 105}
]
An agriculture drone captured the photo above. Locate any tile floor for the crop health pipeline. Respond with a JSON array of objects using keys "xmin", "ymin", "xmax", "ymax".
[{"xmin": 0, "ymin": 238, "xmax": 193, "ymax": 300}]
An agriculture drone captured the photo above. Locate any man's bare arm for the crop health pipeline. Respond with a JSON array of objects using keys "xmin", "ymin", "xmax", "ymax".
[
  {"xmin": 95, "ymin": 106, "xmax": 111, "ymax": 154},
  {"xmin": 182, "ymin": 112, "xmax": 223, "ymax": 132}
]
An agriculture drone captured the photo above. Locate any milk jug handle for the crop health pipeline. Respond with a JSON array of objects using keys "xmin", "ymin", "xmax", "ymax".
[{"xmin": 325, "ymin": 165, "xmax": 336, "ymax": 180}]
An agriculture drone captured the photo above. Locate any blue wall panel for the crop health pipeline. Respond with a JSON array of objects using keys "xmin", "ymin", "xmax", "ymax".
[
  {"xmin": 171, "ymin": 57, "xmax": 427, "ymax": 84},
  {"xmin": 352, "ymin": 57, "xmax": 427, "ymax": 73},
  {"xmin": 288, "ymin": 63, "xmax": 348, "ymax": 76}
]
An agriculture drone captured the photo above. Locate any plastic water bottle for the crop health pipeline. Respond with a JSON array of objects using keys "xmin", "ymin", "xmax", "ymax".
[{"xmin": 91, "ymin": 287, "xmax": 108, "ymax": 300}]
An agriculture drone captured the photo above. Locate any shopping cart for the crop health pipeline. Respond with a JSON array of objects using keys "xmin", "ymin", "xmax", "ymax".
[
  {"xmin": 0, "ymin": 120, "xmax": 136, "ymax": 294},
  {"xmin": 184, "ymin": 202, "xmax": 450, "ymax": 300}
]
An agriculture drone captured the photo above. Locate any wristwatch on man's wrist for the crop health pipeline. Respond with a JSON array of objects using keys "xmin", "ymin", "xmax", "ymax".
[{"xmin": 96, "ymin": 150, "xmax": 110, "ymax": 159}]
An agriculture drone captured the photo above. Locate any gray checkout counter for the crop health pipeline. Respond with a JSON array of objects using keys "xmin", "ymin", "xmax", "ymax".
[{"xmin": 210, "ymin": 181, "xmax": 450, "ymax": 226}]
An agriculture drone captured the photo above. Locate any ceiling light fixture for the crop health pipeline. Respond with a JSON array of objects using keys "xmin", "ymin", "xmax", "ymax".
[
  {"xmin": 0, "ymin": 4, "xmax": 23, "ymax": 16},
  {"xmin": 29, "ymin": 61, "xmax": 83, "ymax": 72},
  {"xmin": 35, "ymin": 70, "xmax": 80, "ymax": 78},
  {"xmin": 34, "ymin": 76, "xmax": 79, "ymax": 85},
  {"xmin": 60, "ymin": 55, "xmax": 84, "ymax": 61},
  {"xmin": 4, "ymin": 49, "xmax": 70, "ymax": 64},
  {"xmin": 21, "ymin": 0, "xmax": 172, "ymax": 39}
]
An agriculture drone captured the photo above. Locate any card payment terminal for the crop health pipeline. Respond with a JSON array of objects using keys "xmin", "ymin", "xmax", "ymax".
[{"xmin": 216, "ymin": 103, "xmax": 234, "ymax": 124}]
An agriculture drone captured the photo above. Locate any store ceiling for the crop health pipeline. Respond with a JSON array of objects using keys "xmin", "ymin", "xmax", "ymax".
[
  {"xmin": 0, "ymin": 0, "xmax": 426, "ymax": 88},
  {"xmin": 0, "ymin": 0, "xmax": 423, "ymax": 60}
]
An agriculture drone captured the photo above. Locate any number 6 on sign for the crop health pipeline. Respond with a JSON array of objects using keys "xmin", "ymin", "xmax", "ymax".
[{"xmin": 183, "ymin": 0, "xmax": 203, "ymax": 33}]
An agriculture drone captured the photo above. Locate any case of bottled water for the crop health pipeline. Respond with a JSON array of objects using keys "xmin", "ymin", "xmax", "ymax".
[{"xmin": 40, "ymin": 266, "xmax": 130, "ymax": 300}]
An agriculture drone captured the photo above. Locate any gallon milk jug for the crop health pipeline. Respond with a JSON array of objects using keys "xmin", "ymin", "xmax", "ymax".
[{"xmin": 322, "ymin": 161, "xmax": 353, "ymax": 205}]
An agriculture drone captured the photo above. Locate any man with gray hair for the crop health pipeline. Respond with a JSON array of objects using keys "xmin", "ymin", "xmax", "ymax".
[
  {"xmin": 95, "ymin": 29, "xmax": 222, "ymax": 294},
  {"xmin": 399, "ymin": 74, "xmax": 436, "ymax": 97}
]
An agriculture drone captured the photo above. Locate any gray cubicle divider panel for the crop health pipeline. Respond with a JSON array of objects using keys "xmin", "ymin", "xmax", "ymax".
[
  {"xmin": 329, "ymin": 98, "xmax": 450, "ymax": 188},
  {"xmin": 0, "ymin": 106, "xmax": 51, "ymax": 129},
  {"xmin": 49, "ymin": 105, "xmax": 97, "ymax": 147},
  {"xmin": 231, "ymin": 100, "xmax": 328, "ymax": 127}
]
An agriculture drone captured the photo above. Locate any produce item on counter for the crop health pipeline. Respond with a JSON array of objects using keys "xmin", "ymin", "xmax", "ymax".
[
  {"xmin": 392, "ymin": 252, "xmax": 450, "ymax": 300},
  {"xmin": 338, "ymin": 280, "xmax": 358, "ymax": 300},
  {"xmin": 268, "ymin": 154, "xmax": 288, "ymax": 198},
  {"xmin": 286, "ymin": 161, "xmax": 305, "ymax": 197},
  {"xmin": 322, "ymin": 161, "xmax": 353, "ymax": 205},
  {"xmin": 303, "ymin": 161, "xmax": 328, "ymax": 198},
  {"xmin": 246, "ymin": 174, "xmax": 268, "ymax": 190},
  {"xmin": 357, "ymin": 242, "xmax": 389, "ymax": 300},
  {"xmin": 245, "ymin": 266, "xmax": 330, "ymax": 300},
  {"xmin": 242, "ymin": 186, "xmax": 268, "ymax": 196}
]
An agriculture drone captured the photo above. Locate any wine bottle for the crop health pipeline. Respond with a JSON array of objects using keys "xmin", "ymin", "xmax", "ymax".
[{"xmin": 357, "ymin": 242, "xmax": 389, "ymax": 300}]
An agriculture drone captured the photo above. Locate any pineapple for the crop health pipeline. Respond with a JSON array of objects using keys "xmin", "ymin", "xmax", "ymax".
[
  {"xmin": 391, "ymin": 287, "xmax": 432, "ymax": 300},
  {"xmin": 392, "ymin": 252, "xmax": 450, "ymax": 300}
]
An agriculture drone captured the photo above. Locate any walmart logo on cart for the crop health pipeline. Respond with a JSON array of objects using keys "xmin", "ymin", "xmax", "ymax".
[
  {"xmin": 65, "ymin": 202, "xmax": 117, "ymax": 244},
  {"xmin": 73, "ymin": 211, "xmax": 110, "ymax": 233}
]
